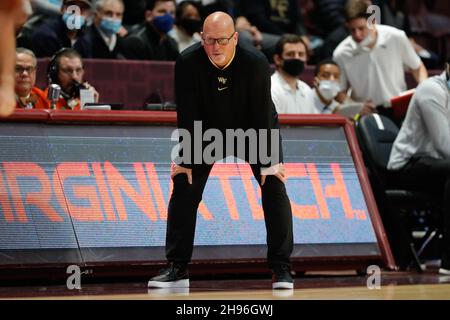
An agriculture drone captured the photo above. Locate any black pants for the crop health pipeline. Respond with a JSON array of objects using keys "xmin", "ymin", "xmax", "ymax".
[
  {"xmin": 165, "ymin": 163, "xmax": 293, "ymax": 269},
  {"xmin": 401, "ymin": 156, "xmax": 450, "ymax": 266}
]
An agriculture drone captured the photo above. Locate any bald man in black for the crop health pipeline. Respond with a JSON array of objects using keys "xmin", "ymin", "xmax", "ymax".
[{"xmin": 148, "ymin": 11, "xmax": 294, "ymax": 290}]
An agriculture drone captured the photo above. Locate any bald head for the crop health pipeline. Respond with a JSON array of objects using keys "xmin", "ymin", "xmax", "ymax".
[
  {"xmin": 201, "ymin": 11, "xmax": 238, "ymax": 68},
  {"xmin": 203, "ymin": 11, "xmax": 235, "ymax": 35}
]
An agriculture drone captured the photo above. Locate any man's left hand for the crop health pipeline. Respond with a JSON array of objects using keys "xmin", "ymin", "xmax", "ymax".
[{"xmin": 261, "ymin": 163, "xmax": 287, "ymax": 186}]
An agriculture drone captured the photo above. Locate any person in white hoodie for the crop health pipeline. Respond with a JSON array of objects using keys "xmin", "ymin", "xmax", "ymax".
[{"xmin": 388, "ymin": 58, "xmax": 450, "ymax": 275}]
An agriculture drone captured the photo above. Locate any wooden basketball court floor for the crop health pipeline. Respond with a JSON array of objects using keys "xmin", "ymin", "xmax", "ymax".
[{"xmin": 1, "ymin": 268, "xmax": 450, "ymax": 300}]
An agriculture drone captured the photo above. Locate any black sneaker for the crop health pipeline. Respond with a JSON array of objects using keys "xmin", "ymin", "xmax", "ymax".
[
  {"xmin": 272, "ymin": 265, "xmax": 294, "ymax": 289},
  {"xmin": 148, "ymin": 263, "xmax": 189, "ymax": 288}
]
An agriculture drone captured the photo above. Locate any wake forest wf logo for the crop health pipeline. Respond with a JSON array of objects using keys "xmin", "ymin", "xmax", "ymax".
[
  {"xmin": 217, "ymin": 77, "xmax": 228, "ymax": 91},
  {"xmin": 218, "ymin": 77, "xmax": 227, "ymax": 85}
]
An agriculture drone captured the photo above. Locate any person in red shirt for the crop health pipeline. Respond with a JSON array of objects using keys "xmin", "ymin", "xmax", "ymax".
[
  {"xmin": 45, "ymin": 48, "xmax": 99, "ymax": 110},
  {"xmin": 15, "ymin": 48, "xmax": 50, "ymax": 110}
]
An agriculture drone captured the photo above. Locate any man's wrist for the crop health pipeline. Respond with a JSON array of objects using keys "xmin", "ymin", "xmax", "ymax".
[{"xmin": 261, "ymin": 163, "xmax": 283, "ymax": 176}]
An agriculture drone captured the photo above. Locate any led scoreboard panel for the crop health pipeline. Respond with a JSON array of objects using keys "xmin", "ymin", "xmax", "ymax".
[{"xmin": 0, "ymin": 111, "xmax": 394, "ymax": 272}]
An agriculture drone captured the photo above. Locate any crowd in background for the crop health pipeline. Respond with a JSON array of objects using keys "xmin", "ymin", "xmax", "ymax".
[
  {"xmin": 17, "ymin": 0, "xmax": 450, "ymax": 63},
  {"xmin": 11, "ymin": 0, "xmax": 448, "ymax": 115}
]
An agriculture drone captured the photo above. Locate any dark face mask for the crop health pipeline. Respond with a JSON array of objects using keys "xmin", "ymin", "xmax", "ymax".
[
  {"xmin": 178, "ymin": 17, "xmax": 202, "ymax": 36},
  {"xmin": 152, "ymin": 13, "xmax": 175, "ymax": 34},
  {"xmin": 281, "ymin": 59, "xmax": 305, "ymax": 77}
]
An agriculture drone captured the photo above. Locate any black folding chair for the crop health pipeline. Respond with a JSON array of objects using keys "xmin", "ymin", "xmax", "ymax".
[{"xmin": 355, "ymin": 114, "xmax": 442, "ymax": 271}]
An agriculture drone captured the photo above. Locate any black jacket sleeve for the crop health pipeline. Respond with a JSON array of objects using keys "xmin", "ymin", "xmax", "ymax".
[{"xmin": 174, "ymin": 53, "xmax": 200, "ymax": 168}]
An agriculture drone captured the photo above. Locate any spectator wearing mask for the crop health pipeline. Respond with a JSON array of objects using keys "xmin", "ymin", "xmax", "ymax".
[
  {"xmin": 89, "ymin": 0, "xmax": 127, "ymax": 59},
  {"xmin": 15, "ymin": 48, "xmax": 49, "ymax": 109},
  {"xmin": 169, "ymin": 1, "xmax": 202, "ymax": 53},
  {"xmin": 271, "ymin": 34, "xmax": 316, "ymax": 114},
  {"xmin": 29, "ymin": 0, "xmax": 93, "ymax": 58},
  {"xmin": 121, "ymin": 0, "xmax": 179, "ymax": 61},
  {"xmin": 310, "ymin": 59, "xmax": 342, "ymax": 114},
  {"xmin": 44, "ymin": 48, "xmax": 99, "ymax": 110},
  {"xmin": 333, "ymin": 0, "xmax": 428, "ymax": 116}
]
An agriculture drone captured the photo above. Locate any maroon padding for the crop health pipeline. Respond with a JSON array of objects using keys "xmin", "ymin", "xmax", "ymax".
[
  {"xmin": 36, "ymin": 59, "xmax": 177, "ymax": 110},
  {"xmin": 35, "ymin": 57, "xmax": 443, "ymax": 111},
  {"xmin": 0, "ymin": 109, "xmax": 50, "ymax": 122},
  {"xmin": 47, "ymin": 109, "xmax": 177, "ymax": 124},
  {"xmin": 3, "ymin": 110, "xmax": 348, "ymax": 126},
  {"xmin": 35, "ymin": 59, "xmax": 319, "ymax": 109},
  {"xmin": 279, "ymin": 113, "xmax": 348, "ymax": 126}
]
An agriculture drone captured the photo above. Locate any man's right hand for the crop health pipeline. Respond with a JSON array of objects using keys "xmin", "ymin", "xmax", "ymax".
[
  {"xmin": 171, "ymin": 164, "xmax": 192, "ymax": 185},
  {"xmin": 360, "ymin": 100, "xmax": 376, "ymax": 116}
]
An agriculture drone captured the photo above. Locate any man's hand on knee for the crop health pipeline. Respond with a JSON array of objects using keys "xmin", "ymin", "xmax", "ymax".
[
  {"xmin": 261, "ymin": 163, "xmax": 286, "ymax": 186},
  {"xmin": 171, "ymin": 164, "xmax": 192, "ymax": 185}
]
